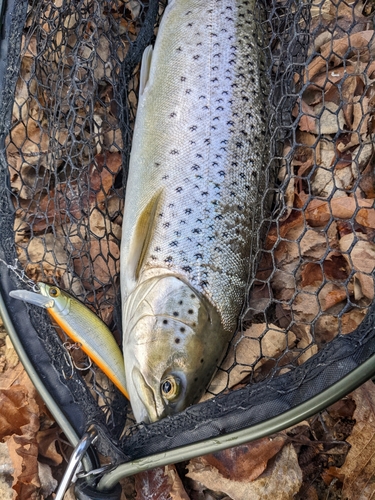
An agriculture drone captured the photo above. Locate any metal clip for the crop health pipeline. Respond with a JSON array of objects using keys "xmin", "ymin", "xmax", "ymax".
[
  {"xmin": 76, "ymin": 464, "xmax": 115, "ymax": 479},
  {"xmin": 55, "ymin": 425, "xmax": 98, "ymax": 500}
]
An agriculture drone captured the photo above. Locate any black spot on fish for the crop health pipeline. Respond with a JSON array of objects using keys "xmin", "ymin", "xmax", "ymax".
[
  {"xmin": 176, "ymin": 187, "xmax": 183, "ymax": 193},
  {"xmin": 181, "ymin": 76, "xmax": 186, "ymax": 81},
  {"xmin": 185, "ymin": 208, "xmax": 192, "ymax": 214},
  {"xmin": 180, "ymin": 327, "xmax": 185, "ymax": 333},
  {"xmin": 182, "ymin": 266, "xmax": 192, "ymax": 272},
  {"xmin": 173, "ymin": 311, "xmax": 179, "ymax": 317},
  {"xmin": 163, "ymin": 320, "xmax": 168, "ymax": 325},
  {"xmin": 178, "ymin": 301, "xmax": 183, "ymax": 305},
  {"xmin": 194, "ymin": 377, "xmax": 198, "ymax": 382},
  {"xmin": 193, "ymin": 54, "xmax": 200, "ymax": 60},
  {"xmin": 170, "ymin": 149, "xmax": 179, "ymax": 155},
  {"xmin": 170, "ymin": 241, "xmax": 178, "ymax": 247},
  {"xmin": 175, "ymin": 338, "xmax": 180, "ymax": 344},
  {"xmin": 190, "ymin": 294, "xmax": 195, "ymax": 299},
  {"xmin": 194, "ymin": 253, "xmax": 202, "ymax": 259}
]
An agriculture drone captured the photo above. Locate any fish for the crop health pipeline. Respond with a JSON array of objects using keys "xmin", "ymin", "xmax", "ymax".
[
  {"xmin": 10, "ymin": 283, "xmax": 129, "ymax": 398},
  {"xmin": 121, "ymin": 0, "xmax": 270, "ymax": 423}
]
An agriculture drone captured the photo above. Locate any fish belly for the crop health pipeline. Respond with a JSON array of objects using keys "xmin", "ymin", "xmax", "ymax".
[{"xmin": 121, "ymin": 0, "xmax": 269, "ymax": 332}]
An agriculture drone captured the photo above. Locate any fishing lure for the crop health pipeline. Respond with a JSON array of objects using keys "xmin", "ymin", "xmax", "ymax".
[{"xmin": 10, "ymin": 283, "xmax": 129, "ymax": 398}]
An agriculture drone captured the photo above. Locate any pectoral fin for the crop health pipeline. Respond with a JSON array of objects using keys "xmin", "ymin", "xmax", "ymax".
[
  {"xmin": 139, "ymin": 45, "xmax": 153, "ymax": 96},
  {"xmin": 126, "ymin": 192, "xmax": 162, "ymax": 283}
]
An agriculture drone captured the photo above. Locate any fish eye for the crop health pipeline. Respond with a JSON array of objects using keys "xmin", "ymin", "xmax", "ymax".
[
  {"xmin": 49, "ymin": 287, "xmax": 60, "ymax": 297},
  {"xmin": 160, "ymin": 376, "xmax": 180, "ymax": 401}
]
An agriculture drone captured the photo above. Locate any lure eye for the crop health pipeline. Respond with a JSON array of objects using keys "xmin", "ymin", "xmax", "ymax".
[
  {"xmin": 161, "ymin": 376, "xmax": 180, "ymax": 401},
  {"xmin": 49, "ymin": 287, "xmax": 60, "ymax": 297}
]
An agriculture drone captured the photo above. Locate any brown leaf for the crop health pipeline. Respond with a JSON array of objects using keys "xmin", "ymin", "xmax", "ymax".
[
  {"xmin": 202, "ymin": 437, "xmax": 286, "ymax": 482},
  {"xmin": 73, "ymin": 239, "xmax": 120, "ymax": 289},
  {"xmin": 318, "ymin": 282, "xmax": 348, "ymax": 312},
  {"xmin": 306, "ymin": 31, "xmax": 375, "ymax": 82},
  {"xmin": 90, "ymin": 152, "xmax": 122, "ymax": 202},
  {"xmin": 6, "ymin": 436, "xmax": 40, "ymax": 499},
  {"xmin": 341, "ymin": 307, "xmax": 368, "ymax": 334},
  {"xmin": 0, "ymin": 387, "xmax": 33, "ymax": 439},
  {"xmin": 135, "ymin": 465, "xmax": 189, "ymax": 500},
  {"xmin": 204, "ymin": 324, "xmax": 293, "ymax": 398},
  {"xmin": 186, "ymin": 444, "xmax": 302, "ymax": 500},
  {"xmin": 300, "ymin": 263, "xmax": 324, "ymax": 287},
  {"xmin": 339, "ymin": 233, "xmax": 375, "ymax": 273},
  {"xmin": 305, "ymin": 197, "xmax": 375, "ymax": 227},
  {"xmin": 36, "ymin": 427, "xmax": 63, "ymax": 466},
  {"xmin": 331, "ymin": 381, "xmax": 375, "ymax": 499}
]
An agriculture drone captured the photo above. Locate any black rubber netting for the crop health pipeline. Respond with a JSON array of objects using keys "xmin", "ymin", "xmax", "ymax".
[{"xmin": 0, "ymin": 0, "xmax": 375, "ymax": 465}]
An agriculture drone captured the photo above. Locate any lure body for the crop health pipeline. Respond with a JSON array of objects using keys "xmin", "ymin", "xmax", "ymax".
[
  {"xmin": 10, "ymin": 284, "xmax": 128, "ymax": 398},
  {"xmin": 121, "ymin": 0, "xmax": 269, "ymax": 422}
]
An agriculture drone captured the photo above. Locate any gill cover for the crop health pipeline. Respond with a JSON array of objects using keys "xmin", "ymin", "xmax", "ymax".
[{"xmin": 122, "ymin": 275, "xmax": 226, "ymax": 422}]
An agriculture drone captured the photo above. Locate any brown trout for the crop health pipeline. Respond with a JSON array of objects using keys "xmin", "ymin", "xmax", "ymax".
[{"xmin": 121, "ymin": 0, "xmax": 269, "ymax": 422}]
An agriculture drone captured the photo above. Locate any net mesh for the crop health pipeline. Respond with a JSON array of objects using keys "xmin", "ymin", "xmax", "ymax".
[{"xmin": 0, "ymin": 0, "xmax": 374, "ymax": 463}]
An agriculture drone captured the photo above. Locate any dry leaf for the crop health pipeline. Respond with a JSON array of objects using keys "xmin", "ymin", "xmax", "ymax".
[
  {"xmin": 305, "ymin": 196, "xmax": 375, "ymax": 227},
  {"xmin": 36, "ymin": 427, "xmax": 63, "ymax": 466},
  {"xmin": 204, "ymin": 324, "xmax": 294, "ymax": 398},
  {"xmin": 186, "ymin": 444, "xmax": 302, "ymax": 500},
  {"xmin": 73, "ymin": 239, "xmax": 120, "ymax": 289},
  {"xmin": 197, "ymin": 437, "xmax": 286, "ymax": 483},
  {"xmin": 135, "ymin": 465, "xmax": 189, "ymax": 500},
  {"xmin": 331, "ymin": 381, "xmax": 375, "ymax": 499}
]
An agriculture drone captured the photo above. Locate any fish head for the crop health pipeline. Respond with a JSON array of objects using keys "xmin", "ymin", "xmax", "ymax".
[
  {"xmin": 37, "ymin": 282, "xmax": 71, "ymax": 316},
  {"xmin": 123, "ymin": 275, "xmax": 228, "ymax": 422}
]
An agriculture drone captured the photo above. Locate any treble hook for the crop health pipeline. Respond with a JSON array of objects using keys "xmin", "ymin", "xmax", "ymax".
[{"xmin": 62, "ymin": 342, "xmax": 92, "ymax": 380}]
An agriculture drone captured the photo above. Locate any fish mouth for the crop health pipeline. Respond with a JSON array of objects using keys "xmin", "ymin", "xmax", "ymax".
[{"xmin": 131, "ymin": 367, "xmax": 160, "ymax": 423}]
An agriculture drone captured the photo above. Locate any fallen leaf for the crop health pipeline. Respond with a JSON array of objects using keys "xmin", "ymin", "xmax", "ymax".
[
  {"xmin": 331, "ymin": 381, "xmax": 375, "ymax": 499},
  {"xmin": 36, "ymin": 427, "xmax": 63, "ymax": 466},
  {"xmin": 305, "ymin": 196, "xmax": 375, "ymax": 227},
  {"xmin": 306, "ymin": 31, "xmax": 375, "ymax": 82},
  {"xmin": 198, "ymin": 437, "xmax": 286, "ymax": 483},
  {"xmin": 318, "ymin": 282, "xmax": 348, "ymax": 311},
  {"xmin": 339, "ymin": 233, "xmax": 375, "ymax": 273},
  {"xmin": 204, "ymin": 324, "xmax": 294, "ymax": 398},
  {"xmin": 135, "ymin": 465, "xmax": 189, "ymax": 500},
  {"xmin": 299, "ymin": 229, "xmax": 329, "ymax": 260},
  {"xmin": 73, "ymin": 238, "xmax": 120, "ymax": 289},
  {"xmin": 186, "ymin": 444, "xmax": 302, "ymax": 500}
]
